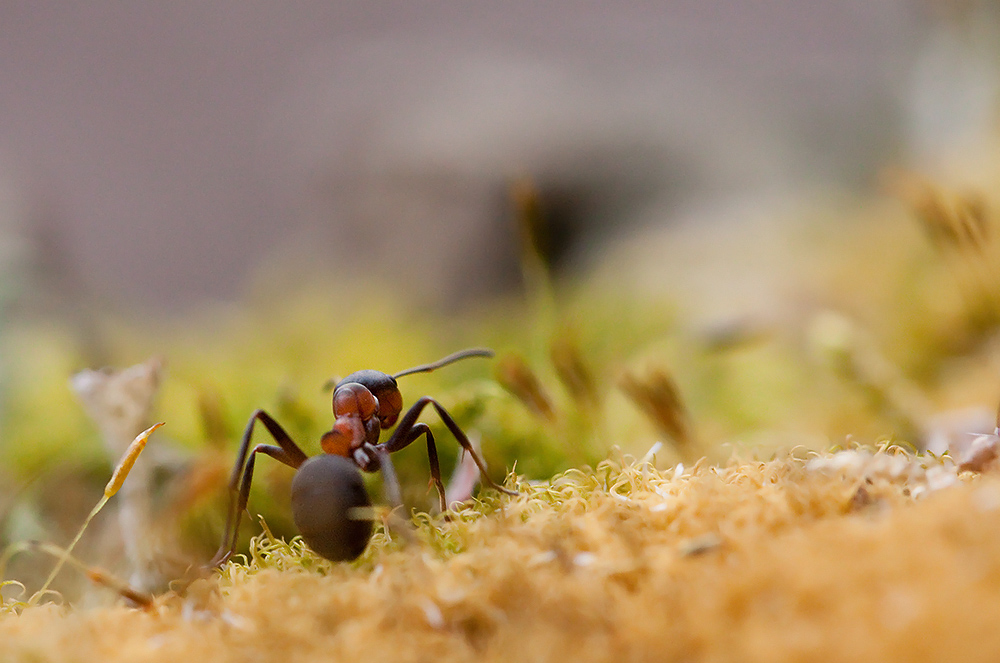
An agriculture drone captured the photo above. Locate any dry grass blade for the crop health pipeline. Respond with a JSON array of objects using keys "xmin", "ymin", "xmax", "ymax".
[
  {"xmin": 886, "ymin": 170, "xmax": 992, "ymax": 254},
  {"xmin": 885, "ymin": 169, "xmax": 1000, "ymax": 332},
  {"xmin": 494, "ymin": 353, "xmax": 556, "ymax": 421},
  {"xmin": 84, "ymin": 569, "xmax": 155, "ymax": 610},
  {"xmin": 618, "ymin": 367, "xmax": 694, "ymax": 454},
  {"xmin": 105, "ymin": 422, "xmax": 164, "ymax": 499},
  {"xmin": 510, "ymin": 177, "xmax": 552, "ymax": 280},
  {"xmin": 550, "ymin": 334, "xmax": 599, "ymax": 407}
]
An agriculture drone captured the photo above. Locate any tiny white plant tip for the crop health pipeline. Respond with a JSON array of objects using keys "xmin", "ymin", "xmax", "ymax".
[
  {"xmin": 958, "ymin": 431, "xmax": 1000, "ymax": 473},
  {"xmin": 640, "ymin": 441, "xmax": 664, "ymax": 466},
  {"xmin": 104, "ymin": 422, "xmax": 165, "ymax": 498},
  {"xmin": 346, "ymin": 506, "xmax": 377, "ymax": 522}
]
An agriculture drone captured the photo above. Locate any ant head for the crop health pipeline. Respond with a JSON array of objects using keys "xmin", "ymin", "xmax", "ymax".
[
  {"xmin": 334, "ymin": 370, "xmax": 403, "ymax": 428},
  {"xmin": 328, "ymin": 349, "xmax": 494, "ymax": 432}
]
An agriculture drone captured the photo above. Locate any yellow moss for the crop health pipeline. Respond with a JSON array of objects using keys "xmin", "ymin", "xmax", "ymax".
[{"xmin": 3, "ymin": 450, "xmax": 999, "ymax": 662}]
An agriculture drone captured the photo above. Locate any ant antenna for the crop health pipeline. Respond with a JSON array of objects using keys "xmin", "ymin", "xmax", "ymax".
[{"xmin": 393, "ymin": 348, "xmax": 495, "ymax": 379}]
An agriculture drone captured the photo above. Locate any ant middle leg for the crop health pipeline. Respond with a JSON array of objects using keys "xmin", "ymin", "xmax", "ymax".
[
  {"xmin": 212, "ymin": 444, "xmax": 301, "ymax": 566},
  {"xmin": 381, "ymin": 397, "xmax": 517, "ymax": 499}
]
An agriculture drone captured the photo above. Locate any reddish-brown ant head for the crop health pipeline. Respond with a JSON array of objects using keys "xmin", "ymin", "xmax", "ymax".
[{"xmin": 334, "ymin": 370, "xmax": 404, "ymax": 428}]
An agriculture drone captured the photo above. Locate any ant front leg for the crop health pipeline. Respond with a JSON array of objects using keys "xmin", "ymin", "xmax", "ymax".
[
  {"xmin": 210, "ymin": 409, "xmax": 309, "ymax": 567},
  {"xmin": 380, "ymin": 397, "xmax": 518, "ymax": 503},
  {"xmin": 372, "ymin": 446, "xmax": 404, "ymax": 509}
]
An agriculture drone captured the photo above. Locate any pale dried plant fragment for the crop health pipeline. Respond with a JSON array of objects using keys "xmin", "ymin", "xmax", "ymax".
[
  {"xmin": 957, "ymin": 433, "xmax": 1000, "ymax": 473},
  {"xmin": 70, "ymin": 358, "xmax": 164, "ymax": 592},
  {"xmin": 444, "ymin": 432, "xmax": 484, "ymax": 509}
]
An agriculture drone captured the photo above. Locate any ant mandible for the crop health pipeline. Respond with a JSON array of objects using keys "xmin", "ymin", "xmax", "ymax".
[{"xmin": 210, "ymin": 348, "xmax": 516, "ymax": 565}]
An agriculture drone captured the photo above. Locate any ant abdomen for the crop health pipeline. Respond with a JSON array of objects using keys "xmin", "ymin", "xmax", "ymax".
[{"xmin": 291, "ymin": 455, "xmax": 374, "ymax": 561}]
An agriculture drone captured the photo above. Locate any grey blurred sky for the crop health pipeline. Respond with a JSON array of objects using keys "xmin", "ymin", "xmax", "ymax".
[{"xmin": 0, "ymin": 2, "xmax": 936, "ymax": 310}]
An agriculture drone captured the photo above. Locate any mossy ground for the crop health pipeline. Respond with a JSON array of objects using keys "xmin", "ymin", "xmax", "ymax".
[
  {"xmin": 3, "ymin": 450, "xmax": 1000, "ymax": 662},
  {"xmin": 4, "ymin": 154, "xmax": 1000, "ymax": 661}
]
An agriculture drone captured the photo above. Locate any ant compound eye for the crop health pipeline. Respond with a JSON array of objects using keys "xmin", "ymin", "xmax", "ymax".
[
  {"xmin": 356, "ymin": 388, "xmax": 378, "ymax": 420},
  {"xmin": 333, "ymin": 383, "xmax": 379, "ymax": 420},
  {"xmin": 377, "ymin": 388, "xmax": 403, "ymax": 428},
  {"xmin": 291, "ymin": 455, "xmax": 373, "ymax": 561}
]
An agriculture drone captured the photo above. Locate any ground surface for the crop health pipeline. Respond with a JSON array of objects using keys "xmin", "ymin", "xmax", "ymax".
[{"xmin": 3, "ymin": 448, "xmax": 999, "ymax": 663}]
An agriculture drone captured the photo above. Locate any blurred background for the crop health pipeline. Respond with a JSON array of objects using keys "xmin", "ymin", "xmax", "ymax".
[
  {"xmin": 1, "ymin": 1, "xmax": 1000, "ymax": 598},
  {"xmin": 0, "ymin": 1, "xmax": 995, "ymax": 313}
]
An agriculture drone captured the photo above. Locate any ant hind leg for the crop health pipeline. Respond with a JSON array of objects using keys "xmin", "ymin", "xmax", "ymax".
[{"xmin": 211, "ymin": 409, "xmax": 309, "ymax": 567}]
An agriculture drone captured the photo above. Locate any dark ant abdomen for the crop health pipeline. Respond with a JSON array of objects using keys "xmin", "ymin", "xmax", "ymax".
[{"xmin": 291, "ymin": 455, "xmax": 373, "ymax": 561}]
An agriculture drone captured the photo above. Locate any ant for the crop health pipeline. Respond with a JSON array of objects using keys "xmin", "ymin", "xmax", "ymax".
[{"xmin": 210, "ymin": 348, "xmax": 516, "ymax": 565}]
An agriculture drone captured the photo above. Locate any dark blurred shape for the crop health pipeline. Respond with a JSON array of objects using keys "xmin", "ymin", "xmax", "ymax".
[{"xmin": 509, "ymin": 144, "xmax": 682, "ymax": 281}]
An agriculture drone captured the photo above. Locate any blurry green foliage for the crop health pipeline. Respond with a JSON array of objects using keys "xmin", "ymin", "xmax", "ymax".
[{"xmin": 3, "ymin": 169, "xmax": 1000, "ymax": 570}]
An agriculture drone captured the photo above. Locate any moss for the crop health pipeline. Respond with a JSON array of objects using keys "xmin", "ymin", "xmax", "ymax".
[{"xmin": 5, "ymin": 450, "xmax": 1000, "ymax": 662}]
